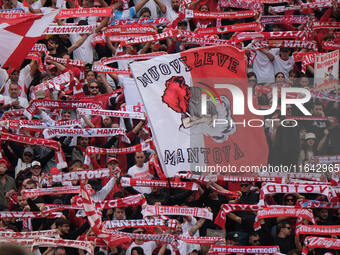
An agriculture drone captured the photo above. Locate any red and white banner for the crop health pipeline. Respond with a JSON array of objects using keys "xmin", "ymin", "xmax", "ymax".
[
  {"xmin": 103, "ymin": 25, "xmax": 156, "ymax": 35},
  {"xmin": 0, "ymin": 211, "xmax": 62, "ymax": 219},
  {"xmin": 22, "ymin": 186, "xmax": 86, "ymax": 198},
  {"xmin": 295, "ymin": 224, "xmax": 340, "ymax": 236},
  {"xmin": 32, "ymin": 237, "xmax": 94, "ymax": 255},
  {"xmin": 43, "ymin": 25, "xmax": 94, "ymax": 34},
  {"xmin": 322, "ymin": 41, "xmax": 340, "ymax": 50},
  {"xmin": 270, "ymin": 1, "xmax": 333, "ymax": 13},
  {"xmin": 43, "ymin": 127, "xmax": 126, "ymax": 138},
  {"xmin": 215, "ymin": 204, "xmax": 259, "ymax": 229},
  {"xmin": 92, "ymin": 63, "xmax": 131, "ymax": 75},
  {"xmin": 77, "ymin": 108, "xmax": 145, "ymax": 120},
  {"xmin": 104, "ymin": 218, "xmax": 176, "ymax": 229},
  {"xmin": 183, "ymin": 36, "xmax": 232, "ymax": 46},
  {"xmin": 130, "ymin": 45, "xmax": 268, "ymax": 177},
  {"xmin": 6, "ymin": 119, "xmax": 81, "ymax": 131},
  {"xmin": 86, "ymin": 143, "xmax": 150, "ymax": 155},
  {"xmin": 219, "ymin": 0, "xmax": 263, "ymax": 13},
  {"xmin": 195, "ymin": 22, "xmax": 261, "ymax": 35},
  {"xmin": 52, "ymin": 169, "xmax": 110, "ymax": 182},
  {"xmin": 254, "ymin": 208, "xmax": 316, "ymax": 229},
  {"xmin": 208, "ymin": 245, "xmax": 280, "ymax": 254},
  {"xmin": 99, "ymin": 52, "xmax": 167, "ymax": 64},
  {"xmin": 185, "ymin": 9, "xmax": 256, "ymax": 19},
  {"xmin": 120, "ymin": 29, "xmax": 177, "ymax": 46},
  {"xmin": 74, "ymin": 194, "xmax": 146, "ymax": 209},
  {"xmin": 120, "ymin": 177, "xmax": 198, "ymax": 190},
  {"xmin": 310, "ymin": 154, "xmax": 340, "ymax": 164},
  {"xmin": 314, "ymin": 50, "xmax": 339, "ymax": 91},
  {"xmin": 260, "ymin": 15, "xmax": 308, "ymax": 25},
  {"xmin": 55, "ymin": 7, "xmax": 112, "ymax": 19},
  {"xmin": 312, "ymin": 22, "xmax": 340, "ymax": 30},
  {"xmin": 302, "ymin": 237, "xmax": 340, "ymax": 255},
  {"xmin": 0, "ymin": 10, "xmax": 58, "ymax": 69},
  {"xmin": 298, "ymin": 200, "xmax": 340, "ymax": 209},
  {"xmin": 142, "ymin": 205, "xmax": 213, "ymax": 220},
  {"xmin": 0, "ymin": 230, "xmax": 59, "ymax": 239},
  {"xmin": 248, "ymin": 40, "xmax": 318, "ymax": 51},
  {"xmin": 233, "ymin": 31, "xmax": 305, "ymax": 43},
  {"xmin": 48, "ymin": 56, "xmax": 84, "ymax": 67}
]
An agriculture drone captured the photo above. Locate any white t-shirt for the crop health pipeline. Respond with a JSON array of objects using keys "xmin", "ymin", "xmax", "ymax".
[
  {"xmin": 125, "ymin": 241, "xmax": 157, "ymax": 255},
  {"xmin": 271, "ymin": 48, "xmax": 294, "ymax": 79},
  {"xmin": 133, "ymin": 0, "xmax": 162, "ymax": 18},
  {"xmin": 165, "ymin": 7, "xmax": 178, "ymax": 23},
  {"xmin": 127, "ymin": 163, "xmax": 152, "ymax": 194},
  {"xmin": 69, "ymin": 34, "xmax": 94, "ymax": 64},
  {"xmin": 1, "ymin": 65, "xmax": 32, "ymax": 98},
  {"xmin": 23, "ymin": 0, "xmax": 42, "ymax": 13},
  {"xmin": 252, "ymin": 50, "xmax": 275, "ymax": 84},
  {"xmin": 0, "ymin": 95, "xmax": 29, "ymax": 109}
]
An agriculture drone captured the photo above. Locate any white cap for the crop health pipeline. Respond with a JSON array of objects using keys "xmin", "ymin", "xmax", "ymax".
[
  {"xmin": 31, "ymin": 161, "xmax": 41, "ymax": 167},
  {"xmin": 305, "ymin": 133, "xmax": 316, "ymax": 140}
]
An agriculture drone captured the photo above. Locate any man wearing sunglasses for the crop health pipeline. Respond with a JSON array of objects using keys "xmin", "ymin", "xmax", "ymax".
[
  {"xmin": 227, "ymin": 182, "xmax": 259, "ymax": 245},
  {"xmin": 274, "ymin": 220, "xmax": 295, "ymax": 254}
]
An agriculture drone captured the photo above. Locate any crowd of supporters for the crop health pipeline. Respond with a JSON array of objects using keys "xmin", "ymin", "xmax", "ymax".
[{"xmin": 0, "ymin": 0, "xmax": 339, "ymax": 254}]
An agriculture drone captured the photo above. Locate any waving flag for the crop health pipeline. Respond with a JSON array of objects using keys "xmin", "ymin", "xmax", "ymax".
[
  {"xmin": 130, "ymin": 45, "xmax": 268, "ymax": 177},
  {"xmin": 0, "ymin": 10, "xmax": 58, "ymax": 69}
]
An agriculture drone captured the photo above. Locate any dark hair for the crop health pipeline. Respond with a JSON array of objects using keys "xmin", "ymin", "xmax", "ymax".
[
  {"xmin": 247, "ymin": 72, "xmax": 257, "ymax": 79},
  {"xmin": 0, "ymin": 243, "xmax": 31, "ymax": 255},
  {"xmin": 139, "ymin": 7, "xmax": 151, "ymax": 17},
  {"xmin": 275, "ymin": 72, "xmax": 285, "ymax": 80},
  {"xmin": 277, "ymin": 220, "xmax": 289, "ymax": 232},
  {"xmin": 54, "ymin": 247, "xmax": 66, "ymax": 255},
  {"xmin": 55, "ymin": 218, "xmax": 70, "ymax": 228},
  {"xmin": 178, "ymin": 20, "xmax": 188, "ymax": 27},
  {"xmin": 131, "ymin": 247, "xmax": 145, "ymax": 255}
]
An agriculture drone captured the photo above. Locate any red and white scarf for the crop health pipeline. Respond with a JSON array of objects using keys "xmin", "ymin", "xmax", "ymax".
[
  {"xmin": 43, "ymin": 25, "xmax": 94, "ymax": 34},
  {"xmin": 74, "ymin": 194, "xmax": 146, "ymax": 209},
  {"xmin": 298, "ymin": 200, "xmax": 340, "ymax": 209},
  {"xmin": 195, "ymin": 22, "xmax": 261, "ymax": 36},
  {"xmin": 233, "ymin": 31, "xmax": 305, "ymax": 43},
  {"xmin": 43, "ymin": 127, "xmax": 126, "ymax": 139},
  {"xmin": 296, "ymin": 224, "xmax": 340, "ymax": 236},
  {"xmin": 219, "ymin": 0, "xmax": 263, "ymax": 13},
  {"xmin": 254, "ymin": 207, "xmax": 316, "ymax": 230},
  {"xmin": 120, "ymin": 29, "xmax": 178, "ymax": 46},
  {"xmin": 270, "ymin": 1, "xmax": 333, "ymax": 13},
  {"xmin": 312, "ymin": 22, "xmax": 340, "ymax": 30},
  {"xmin": 52, "ymin": 168, "xmax": 110, "ymax": 182},
  {"xmin": 6, "ymin": 119, "xmax": 81, "ymax": 131},
  {"xmin": 183, "ymin": 36, "xmax": 232, "ymax": 46},
  {"xmin": 92, "ymin": 63, "xmax": 131, "ymax": 75},
  {"xmin": 0, "ymin": 230, "xmax": 59, "ymax": 239},
  {"xmin": 215, "ymin": 204, "xmax": 259, "ymax": 229},
  {"xmin": 302, "ymin": 236, "xmax": 340, "ymax": 255},
  {"xmin": 103, "ymin": 25, "xmax": 156, "ymax": 35},
  {"xmin": 310, "ymin": 154, "xmax": 340, "ymax": 164},
  {"xmin": 32, "ymin": 237, "xmax": 94, "ymax": 255},
  {"xmin": 22, "ymin": 186, "xmax": 88, "ymax": 199},
  {"xmin": 0, "ymin": 211, "xmax": 62, "ymax": 219},
  {"xmin": 1, "ymin": 132, "xmax": 67, "ymax": 169},
  {"xmin": 248, "ymin": 40, "xmax": 318, "ymax": 51},
  {"xmin": 185, "ymin": 9, "xmax": 256, "ymax": 19},
  {"xmin": 142, "ymin": 205, "xmax": 213, "ymax": 220},
  {"xmin": 103, "ymin": 218, "xmax": 177, "ymax": 229},
  {"xmin": 55, "ymin": 7, "xmax": 112, "ymax": 19},
  {"xmin": 208, "ymin": 245, "xmax": 280, "ymax": 254},
  {"xmin": 77, "ymin": 108, "xmax": 144, "ymax": 120},
  {"xmin": 24, "ymin": 99, "xmax": 102, "ymax": 119},
  {"xmin": 48, "ymin": 56, "xmax": 84, "ymax": 67},
  {"xmin": 260, "ymin": 15, "xmax": 308, "ymax": 25},
  {"xmin": 322, "ymin": 41, "xmax": 340, "ymax": 50},
  {"xmin": 120, "ymin": 177, "xmax": 198, "ymax": 190}
]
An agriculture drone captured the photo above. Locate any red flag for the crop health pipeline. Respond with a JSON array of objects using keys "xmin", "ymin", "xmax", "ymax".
[{"xmin": 0, "ymin": 11, "xmax": 58, "ymax": 69}]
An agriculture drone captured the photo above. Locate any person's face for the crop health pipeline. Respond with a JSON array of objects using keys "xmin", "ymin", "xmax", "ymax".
[
  {"xmin": 103, "ymin": 117, "xmax": 112, "ymax": 127},
  {"xmin": 249, "ymin": 235, "xmax": 260, "ymax": 246},
  {"xmin": 79, "ymin": 137, "xmax": 89, "ymax": 147},
  {"xmin": 284, "ymin": 196, "xmax": 295, "ymax": 205},
  {"xmin": 61, "ymin": 112, "xmax": 72, "ymax": 121},
  {"xmin": 48, "ymin": 67, "xmax": 58, "ymax": 77},
  {"xmin": 135, "ymin": 152, "xmax": 145, "ymax": 165},
  {"xmin": 248, "ymin": 75, "xmax": 257, "ymax": 87},
  {"xmin": 133, "ymin": 228, "xmax": 146, "ymax": 243},
  {"xmin": 23, "ymin": 152, "xmax": 33, "ymax": 163},
  {"xmin": 171, "ymin": 0, "xmax": 180, "ymax": 11},
  {"xmin": 300, "ymin": 77, "xmax": 310, "ymax": 88},
  {"xmin": 299, "ymin": 129, "xmax": 306, "ymax": 139},
  {"xmin": 178, "ymin": 24, "xmax": 187, "ymax": 31},
  {"xmin": 17, "ymin": 195, "xmax": 27, "ymax": 208},
  {"xmin": 312, "ymin": 105, "xmax": 324, "ymax": 117},
  {"xmin": 319, "ymin": 209, "xmax": 328, "ymax": 220},
  {"xmin": 131, "ymin": 251, "xmax": 139, "ymax": 255},
  {"xmin": 60, "ymin": 224, "xmax": 70, "ymax": 234},
  {"xmin": 306, "ymin": 138, "xmax": 315, "ymax": 147},
  {"xmin": 140, "ymin": 11, "xmax": 151, "ymax": 19},
  {"xmin": 70, "ymin": 162, "xmax": 82, "ymax": 172},
  {"xmin": 113, "ymin": 208, "xmax": 125, "ymax": 220},
  {"xmin": 9, "ymin": 71, "xmax": 19, "ymax": 83},
  {"xmin": 125, "ymin": 45, "xmax": 135, "ymax": 55},
  {"xmin": 31, "ymin": 165, "xmax": 42, "ymax": 176},
  {"xmin": 55, "ymin": 248, "xmax": 66, "ymax": 255},
  {"xmin": 107, "ymin": 161, "xmax": 118, "ymax": 170},
  {"xmin": 89, "ymin": 82, "xmax": 99, "ymax": 95},
  {"xmin": 275, "ymin": 73, "xmax": 285, "ymax": 82},
  {"xmin": 9, "ymin": 84, "xmax": 20, "ymax": 98},
  {"xmin": 199, "ymin": 4, "xmax": 209, "ymax": 11},
  {"xmin": 86, "ymin": 72, "xmax": 96, "ymax": 83},
  {"xmin": 26, "ymin": 183, "xmax": 37, "ymax": 189},
  {"xmin": 283, "ymin": 224, "xmax": 291, "ymax": 235},
  {"xmin": 175, "ymin": 221, "xmax": 182, "ymax": 234},
  {"xmin": 279, "ymin": 49, "xmax": 290, "ymax": 60},
  {"xmin": 47, "ymin": 40, "xmax": 57, "ymax": 50},
  {"xmin": 0, "ymin": 163, "xmax": 7, "ymax": 175},
  {"xmin": 240, "ymin": 182, "xmax": 251, "ymax": 193}
]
